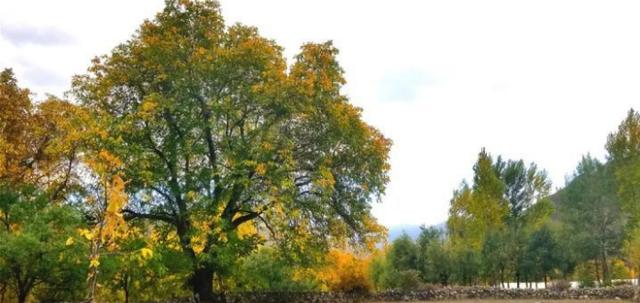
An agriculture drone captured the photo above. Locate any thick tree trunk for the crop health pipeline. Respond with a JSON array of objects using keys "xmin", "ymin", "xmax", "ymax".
[
  {"xmin": 17, "ymin": 290, "xmax": 28, "ymax": 303},
  {"xmin": 193, "ymin": 267, "xmax": 215, "ymax": 303},
  {"xmin": 123, "ymin": 277, "xmax": 130, "ymax": 303},
  {"xmin": 175, "ymin": 219, "xmax": 218, "ymax": 303},
  {"xmin": 16, "ymin": 279, "xmax": 31, "ymax": 303}
]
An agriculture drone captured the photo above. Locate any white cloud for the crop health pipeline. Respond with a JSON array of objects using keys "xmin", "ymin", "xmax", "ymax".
[
  {"xmin": 0, "ymin": 24, "xmax": 74, "ymax": 46},
  {"xmin": 1, "ymin": 0, "xmax": 639, "ymax": 226}
]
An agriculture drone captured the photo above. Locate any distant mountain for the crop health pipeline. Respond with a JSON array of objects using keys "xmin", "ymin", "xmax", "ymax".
[
  {"xmin": 387, "ymin": 222, "xmax": 447, "ymax": 241},
  {"xmin": 387, "ymin": 224, "xmax": 421, "ymax": 241}
]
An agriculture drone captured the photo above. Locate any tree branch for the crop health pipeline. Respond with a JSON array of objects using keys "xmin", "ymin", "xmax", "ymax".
[
  {"xmin": 231, "ymin": 211, "xmax": 260, "ymax": 228},
  {"xmin": 122, "ymin": 209, "xmax": 175, "ymax": 225}
]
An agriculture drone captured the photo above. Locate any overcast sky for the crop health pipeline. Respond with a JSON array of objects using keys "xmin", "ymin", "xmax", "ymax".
[{"xmin": 2, "ymin": 1, "xmax": 640, "ymax": 227}]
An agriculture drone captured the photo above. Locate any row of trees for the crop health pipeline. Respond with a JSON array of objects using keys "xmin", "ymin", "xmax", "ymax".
[
  {"xmin": 447, "ymin": 149, "xmax": 555, "ymax": 287},
  {"xmin": 0, "ymin": 1, "xmax": 391, "ymax": 302},
  {"xmin": 367, "ymin": 148, "xmax": 565, "ymax": 290},
  {"xmin": 365, "ymin": 109, "xmax": 640, "ymax": 291},
  {"xmin": 368, "ymin": 225, "xmax": 565, "ymax": 290}
]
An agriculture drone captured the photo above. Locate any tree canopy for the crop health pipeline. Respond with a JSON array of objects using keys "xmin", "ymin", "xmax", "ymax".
[{"xmin": 71, "ymin": 0, "xmax": 390, "ymax": 300}]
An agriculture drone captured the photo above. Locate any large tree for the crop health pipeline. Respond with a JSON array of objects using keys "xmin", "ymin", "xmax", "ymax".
[
  {"xmin": 525, "ymin": 225, "xmax": 559, "ymax": 287},
  {"xmin": 555, "ymin": 155, "xmax": 624, "ymax": 286},
  {"xmin": 447, "ymin": 148, "xmax": 552, "ymax": 286},
  {"xmin": 72, "ymin": 1, "xmax": 390, "ymax": 301},
  {"xmin": 607, "ymin": 109, "xmax": 640, "ymax": 227},
  {"xmin": 448, "ymin": 149, "xmax": 507, "ymax": 249},
  {"xmin": 495, "ymin": 158, "xmax": 551, "ymax": 226},
  {"xmin": 605, "ymin": 109, "xmax": 640, "ymax": 294},
  {"xmin": 496, "ymin": 157, "xmax": 551, "ymax": 288},
  {"xmin": 416, "ymin": 226, "xmax": 451, "ymax": 285}
]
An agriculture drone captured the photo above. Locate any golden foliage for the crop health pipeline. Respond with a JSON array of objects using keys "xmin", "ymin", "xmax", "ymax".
[
  {"xmin": 624, "ymin": 227, "xmax": 640, "ymax": 275},
  {"xmin": 140, "ymin": 247, "xmax": 154, "ymax": 260},
  {"xmin": 0, "ymin": 70, "xmax": 89, "ymax": 200},
  {"xmin": 317, "ymin": 249, "xmax": 372, "ymax": 293},
  {"xmin": 89, "ymin": 258, "xmax": 100, "ymax": 268}
]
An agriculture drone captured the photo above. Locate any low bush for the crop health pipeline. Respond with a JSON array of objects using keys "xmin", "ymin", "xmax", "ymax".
[{"xmin": 394, "ymin": 270, "xmax": 423, "ymax": 291}]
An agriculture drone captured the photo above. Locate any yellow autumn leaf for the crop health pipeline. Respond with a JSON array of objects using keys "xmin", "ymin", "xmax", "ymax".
[
  {"xmin": 139, "ymin": 98, "xmax": 158, "ymax": 120},
  {"xmin": 233, "ymin": 213, "xmax": 259, "ymax": 239},
  {"xmin": 78, "ymin": 228, "xmax": 94, "ymax": 240},
  {"xmin": 140, "ymin": 247, "xmax": 153, "ymax": 259},
  {"xmin": 196, "ymin": 47, "xmax": 207, "ymax": 57},
  {"xmin": 255, "ymin": 163, "xmax": 267, "ymax": 176},
  {"xmin": 9, "ymin": 223, "xmax": 19, "ymax": 232},
  {"xmin": 65, "ymin": 237, "xmax": 75, "ymax": 246},
  {"xmin": 98, "ymin": 149, "xmax": 123, "ymax": 167},
  {"xmin": 192, "ymin": 240, "xmax": 205, "ymax": 254},
  {"xmin": 220, "ymin": 234, "xmax": 228, "ymax": 243},
  {"xmin": 186, "ymin": 191, "xmax": 198, "ymax": 201},
  {"xmin": 89, "ymin": 258, "xmax": 100, "ymax": 268}
]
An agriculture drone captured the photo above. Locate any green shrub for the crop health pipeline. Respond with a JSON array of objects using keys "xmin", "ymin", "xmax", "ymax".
[
  {"xmin": 395, "ymin": 270, "xmax": 423, "ymax": 291},
  {"xmin": 232, "ymin": 247, "xmax": 320, "ymax": 291},
  {"xmin": 575, "ymin": 262, "xmax": 596, "ymax": 288}
]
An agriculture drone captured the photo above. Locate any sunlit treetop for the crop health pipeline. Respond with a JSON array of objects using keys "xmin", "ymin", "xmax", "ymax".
[{"xmin": 0, "ymin": 68, "xmax": 88, "ymax": 201}]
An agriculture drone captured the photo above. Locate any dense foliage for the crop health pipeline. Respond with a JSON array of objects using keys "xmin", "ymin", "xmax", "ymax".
[{"xmin": 71, "ymin": 1, "xmax": 390, "ymax": 300}]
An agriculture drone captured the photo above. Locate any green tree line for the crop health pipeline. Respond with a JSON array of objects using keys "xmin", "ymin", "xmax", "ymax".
[{"xmin": 370, "ymin": 110, "xmax": 640, "ymax": 291}]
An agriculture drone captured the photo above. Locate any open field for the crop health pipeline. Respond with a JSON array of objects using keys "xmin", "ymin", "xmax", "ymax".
[{"xmin": 373, "ymin": 301, "xmax": 631, "ymax": 303}]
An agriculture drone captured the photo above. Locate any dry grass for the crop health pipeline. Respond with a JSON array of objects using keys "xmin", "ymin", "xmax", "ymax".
[{"xmin": 372, "ymin": 300, "xmax": 630, "ymax": 303}]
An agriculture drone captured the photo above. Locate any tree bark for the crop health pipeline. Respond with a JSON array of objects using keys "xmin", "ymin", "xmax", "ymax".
[
  {"xmin": 15, "ymin": 277, "xmax": 32, "ymax": 303},
  {"xmin": 0, "ymin": 283, "xmax": 5, "ymax": 303},
  {"xmin": 17, "ymin": 290, "xmax": 28, "ymax": 303},
  {"xmin": 595, "ymin": 258, "xmax": 601, "ymax": 286},
  {"xmin": 601, "ymin": 249, "xmax": 610, "ymax": 286},
  {"xmin": 192, "ymin": 267, "xmax": 215, "ymax": 303},
  {"xmin": 123, "ymin": 274, "xmax": 130, "ymax": 303}
]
